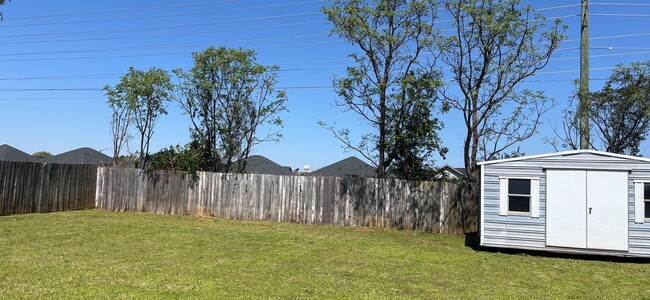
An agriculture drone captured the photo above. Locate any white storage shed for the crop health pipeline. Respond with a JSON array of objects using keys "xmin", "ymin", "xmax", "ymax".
[{"xmin": 479, "ymin": 150, "xmax": 650, "ymax": 257}]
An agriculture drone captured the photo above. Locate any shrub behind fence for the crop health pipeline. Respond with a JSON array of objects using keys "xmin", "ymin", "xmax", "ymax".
[
  {"xmin": 96, "ymin": 167, "xmax": 477, "ymax": 234},
  {"xmin": 0, "ymin": 161, "xmax": 98, "ymax": 216}
]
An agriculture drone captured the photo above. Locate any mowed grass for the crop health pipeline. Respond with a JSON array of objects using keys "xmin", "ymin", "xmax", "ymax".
[{"xmin": 1, "ymin": 211, "xmax": 650, "ymax": 299}]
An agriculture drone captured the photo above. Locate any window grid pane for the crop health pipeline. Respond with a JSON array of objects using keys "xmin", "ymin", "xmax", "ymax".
[
  {"xmin": 509, "ymin": 196, "xmax": 530, "ymax": 212},
  {"xmin": 645, "ymin": 183, "xmax": 650, "ymax": 200},
  {"xmin": 645, "ymin": 200, "xmax": 650, "ymax": 219},
  {"xmin": 509, "ymin": 179, "xmax": 531, "ymax": 195}
]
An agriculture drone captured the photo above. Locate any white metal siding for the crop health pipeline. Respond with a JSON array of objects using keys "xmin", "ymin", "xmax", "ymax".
[
  {"xmin": 482, "ymin": 167, "xmax": 546, "ymax": 249},
  {"xmin": 629, "ymin": 171, "xmax": 650, "ymax": 256}
]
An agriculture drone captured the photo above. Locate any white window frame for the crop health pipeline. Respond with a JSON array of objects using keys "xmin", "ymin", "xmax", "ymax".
[
  {"xmin": 634, "ymin": 180, "xmax": 650, "ymax": 224},
  {"xmin": 499, "ymin": 176, "xmax": 540, "ymax": 218}
]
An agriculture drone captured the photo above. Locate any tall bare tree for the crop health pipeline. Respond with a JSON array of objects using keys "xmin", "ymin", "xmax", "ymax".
[
  {"xmin": 322, "ymin": 0, "xmax": 446, "ymax": 179},
  {"xmin": 106, "ymin": 95, "xmax": 132, "ymax": 165},
  {"xmin": 104, "ymin": 67, "xmax": 172, "ymax": 169},
  {"xmin": 174, "ymin": 46, "xmax": 287, "ymax": 173},
  {"xmin": 437, "ymin": 0, "xmax": 565, "ymax": 182}
]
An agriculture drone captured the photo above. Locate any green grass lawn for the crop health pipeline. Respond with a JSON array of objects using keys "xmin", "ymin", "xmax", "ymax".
[{"xmin": 1, "ymin": 210, "xmax": 649, "ymax": 299}]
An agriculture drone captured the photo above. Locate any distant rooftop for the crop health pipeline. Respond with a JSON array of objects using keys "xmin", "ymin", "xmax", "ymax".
[
  {"xmin": 243, "ymin": 155, "xmax": 294, "ymax": 176},
  {"xmin": 0, "ymin": 144, "xmax": 38, "ymax": 162},
  {"xmin": 43, "ymin": 147, "xmax": 113, "ymax": 164},
  {"xmin": 309, "ymin": 156, "xmax": 376, "ymax": 178}
]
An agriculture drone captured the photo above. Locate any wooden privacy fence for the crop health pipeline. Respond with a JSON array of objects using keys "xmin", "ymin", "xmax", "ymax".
[
  {"xmin": 96, "ymin": 167, "xmax": 477, "ymax": 233},
  {"xmin": 0, "ymin": 161, "xmax": 98, "ymax": 216}
]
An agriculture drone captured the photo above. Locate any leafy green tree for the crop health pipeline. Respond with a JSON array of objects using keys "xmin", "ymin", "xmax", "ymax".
[
  {"xmin": 321, "ymin": 0, "xmax": 446, "ymax": 179},
  {"xmin": 174, "ymin": 46, "xmax": 287, "ymax": 173},
  {"xmin": 104, "ymin": 67, "xmax": 172, "ymax": 169},
  {"xmin": 436, "ymin": 0, "xmax": 565, "ymax": 182},
  {"xmin": 32, "ymin": 151, "xmax": 52, "ymax": 158},
  {"xmin": 552, "ymin": 62, "xmax": 650, "ymax": 156},
  {"xmin": 147, "ymin": 138, "xmax": 210, "ymax": 173}
]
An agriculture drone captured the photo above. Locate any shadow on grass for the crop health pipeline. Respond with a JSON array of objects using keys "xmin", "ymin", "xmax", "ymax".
[{"xmin": 464, "ymin": 232, "xmax": 650, "ymax": 264}]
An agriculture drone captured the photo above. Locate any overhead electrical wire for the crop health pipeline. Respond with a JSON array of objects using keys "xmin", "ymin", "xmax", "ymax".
[
  {"xmin": 4, "ymin": 28, "xmax": 648, "ymax": 62},
  {"xmin": 0, "ymin": 21, "xmax": 329, "ymax": 45},
  {"xmin": 0, "ymin": 32, "xmax": 332, "ymax": 57},
  {"xmin": 0, "ymin": 11, "xmax": 323, "ymax": 39},
  {"xmin": 1, "ymin": 3, "xmax": 648, "ymax": 96},
  {"xmin": 591, "ymin": 2, "xmax": 650, "ymax": 7},
  {"xmin": 591, "ymin": 13, "xmax": 650, "ymax": 17},
  {"xmin": 4, "ymin": 0, "xmax": 242, "ymax": 21},
  {"xmin": 1, "ymin": 1, "xmax": 327, "ymax": 28},
  {"xmin": 535, "ymin": 4, "xmax": 581, "ymax": 11},
  {"xmin": 2, "ymin": 45, "xmax": 650, "ymax": 80},
  {"xmin": 0, "ymin": 10, "xmax": 576, "ymax": 40},
  {"xmin": 0, "ymin": 40, "xmax": 346, "ymax": 62}
]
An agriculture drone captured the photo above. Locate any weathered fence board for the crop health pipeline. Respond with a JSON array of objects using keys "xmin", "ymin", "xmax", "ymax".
[
  {"xmin": 96, "ymin": 167, "xmax": 477, "ymax": 233},
  {"xmin": 0, "ymin": 161, "xmax": 97, "ymax": 216}
]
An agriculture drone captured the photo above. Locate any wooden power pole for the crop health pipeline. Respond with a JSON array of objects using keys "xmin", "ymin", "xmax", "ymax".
[{"xmin": 579, "ymin": 0, "xmax": 590, "ymax": 149}]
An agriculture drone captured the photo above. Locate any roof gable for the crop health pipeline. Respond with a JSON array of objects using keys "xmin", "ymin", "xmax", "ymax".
[
  {"xmin": 0, "ymin": 144, "xmax": 38, "ymax": 162},
  {"xmin": 244, "ymin": 155, "xmax": 293, "ymax": 175},
  {"xmin": 310, "ymin": 156, "xmax": 376, "ymax": 177},
  {"xmin": 44, "ymin": 147, "xmax": 113, "ymax": 164}
]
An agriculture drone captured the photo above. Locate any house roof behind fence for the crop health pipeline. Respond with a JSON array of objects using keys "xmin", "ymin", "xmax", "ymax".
[
  {"xmin": 0, "ymin": 144, "xmax": 38, "ymax": 162},
  {"xmin": 309, "ymin": 156, "xmax": 376, "ymax": 178},
  {"xmin": 244, "ymin": 155, "xmax": 294, "ymax": 175},
  {"xmin": 44, "ymin": 147, "xmax": 113, "ymax": 164}
]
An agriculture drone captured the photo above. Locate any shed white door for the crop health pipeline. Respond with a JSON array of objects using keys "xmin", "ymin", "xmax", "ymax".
[
  {"xmin": 546, "ymin": 170, "xmax": 587, "ymax": 248},
  {"xmin": 586, "ymin": 171, "xmax": 629, "ymax": 251},
  {"xmin": 546, "ymin": 169, "xmax": 628, "ymax": 251}
]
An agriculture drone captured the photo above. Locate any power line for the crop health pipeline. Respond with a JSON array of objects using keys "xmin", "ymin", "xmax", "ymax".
[
  {"xmin": 551, "ymin": 50, "xmax": 650, "ymax": 61},
  {"xmin": 536, "ymin": 4, "xmax": 581, "ymax": 12},
  {"xmin": 591, "ymin": 13, "xmax": 650, "ymax": 17},
  {"xmin": 0, "ymin": 11, "xmax": 323, "ymax": 39},
  {"xmin": 0, "ymin": 21, "xmax": 328, "ymax": 45},
  {"xmin": 1, "ymin": 1, "xmax": 326, "ymax": 28},
  {"xmin": 0, "ymin": 14, "xmax": 584, "ymax": 58},
  {"xmin": 536, "ymin": 66, "xmax": 615, "ymax": 75},
  {"xmin": 1, "ymin": 33, "xmax": 335, "ymax": 57},
  {"xmin": 564, "ymin": 31, "xmax": 650, "ymax": 43},
  {"xmin": 0, "ymin": 32, "xmax": 331, "ymax": 57},
  {"xmin": 0, "ymin": 40, "xmax": 345, "ymax": 62},
  {"xmin": 4, "ymin": 47, "xmax": 650, "ymax": 81},
  {"xmin": 0, "ymin": 97, "xmax": 106, "ymax": 101},
  {"xmin": 591, "ymin": 2, "xmax": 650, "ymax": 7},
  {"xmin": 4, "ymin": 0, "xmax": 241, "ymax": 21}
]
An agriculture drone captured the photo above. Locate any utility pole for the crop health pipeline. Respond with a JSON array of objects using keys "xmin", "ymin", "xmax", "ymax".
[{"xmin": 579, "ymin": 0, "xmax": 590, "ymax": 149}]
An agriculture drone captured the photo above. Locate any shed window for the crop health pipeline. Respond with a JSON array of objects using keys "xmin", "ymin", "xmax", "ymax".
[
  {"xmin": 499, "ymin": 177, "xmax": 539, "ymax": 217},
  {"xmin": 508, "ymin": 179, "xmax": 531, "ymax": 213},
  {"xmin": 645, "ymin": 183, "xmax": 650, "ymax": 219}
]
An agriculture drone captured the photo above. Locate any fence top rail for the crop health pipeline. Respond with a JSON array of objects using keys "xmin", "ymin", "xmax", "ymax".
[{"xmin": 96, "ymin": 166, "xmax": 468, "ymax": 186}]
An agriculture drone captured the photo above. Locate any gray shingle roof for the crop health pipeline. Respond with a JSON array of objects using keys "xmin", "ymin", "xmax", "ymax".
[
  {"xmin": 43, "ymin": 147, "xmax": 113, "ymax": 164},
  {"xmin": 309, "ymin": 156, "xmax": 376, "ymax": 178},
  {"xmin": 0, "ymin": 144, "xmax": 38, "ymax": 162},
  {"xmin": 243, "ymin": 155, "xmax": 294, "ymax": 175}
]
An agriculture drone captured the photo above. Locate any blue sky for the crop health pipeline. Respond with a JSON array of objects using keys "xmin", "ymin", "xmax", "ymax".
[{"xmin": 2, "ymin": 0, "xmax": 650, "ymax": 170}]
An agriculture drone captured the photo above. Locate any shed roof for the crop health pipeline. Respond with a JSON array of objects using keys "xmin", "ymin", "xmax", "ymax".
[
  {"xmin": 44, "ymin": 147, "xmax": 113, "ymax": 164},
  {"xmin": 0, "ymin": 144, "xmax": 38, "ymax": 162},
  {"xmin": 309, "ymin": 156, "xmax": 376, "ymax": 177},
  {"xmin": 243, "ymin": 155, "xmax": 294, "ymax": 175},
  {"xmin": 477, "ymin": 149, "xmax": 650, "ymax": 166}
]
